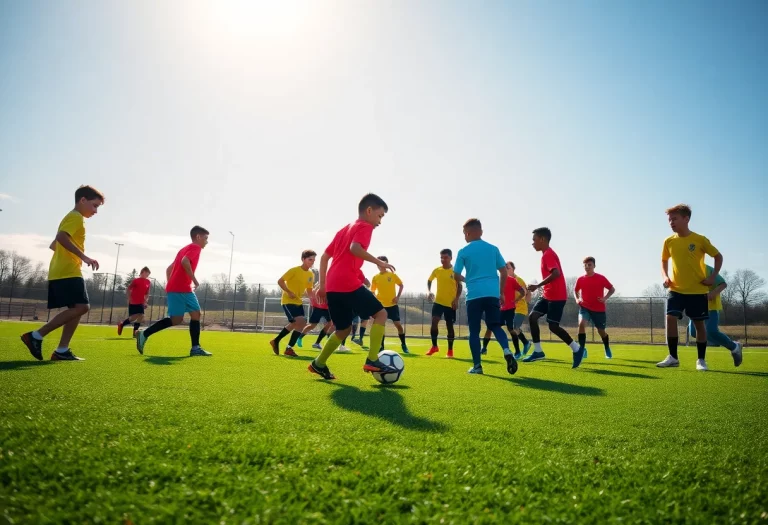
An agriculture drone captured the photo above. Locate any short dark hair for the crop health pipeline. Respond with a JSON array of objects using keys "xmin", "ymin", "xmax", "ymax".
[
  {"xmin": 302, "ymin": 250, "xmax": 317, "ymax": 259},
  {"xmin": 440, "ymin": 248, "xmax": 452, "ymax": 257},
  {"xmin": 666, "ymin": 204, "xmax": 692, "ymax": 218},
  {"xmin": 583, "ymin": 256, "xmax": 595, "ymax": 265},
  {"xmin": 532, "ymin": 227, "xmax": 552, "ymax": 242},
  {"xmin": 377, "ymin": 255, "xmax": 389, "ymax": 263},
  {"xmin": 463, "ymin": 218, "xmax": 482, "ymax": 230},
  {"xmin": 190, "ymin": 226, "xmax": 209, "ymax": 239},
  {"xmin": 507, "ymin": 261, "xmax": 515, "ymax": 269},
  {"xmin": 140, "ymin": 266, "xmax": 151, "ymax": 274},
  {"xmin": 75, "ymin": 185, "xmax": 105, "ymax": 204},
  {"xmin": 358, "ymin": 193, "xmax": 388, "ymax": 214}
]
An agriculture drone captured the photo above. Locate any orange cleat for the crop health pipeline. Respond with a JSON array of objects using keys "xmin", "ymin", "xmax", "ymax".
[
  {"xmin": 426, "ymin": 346, "xmax": 440, "ymax": 356},
  {"xmin": 446, "ymin": 350, "xmax": 454, "ymax": 359}
]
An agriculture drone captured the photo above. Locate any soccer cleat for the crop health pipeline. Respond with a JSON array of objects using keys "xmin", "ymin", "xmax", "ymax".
[
  {"xmin": 312, "ymin": 343, "xmax": 322, "ymax": 350},
  {"xmin": 426, "ymin": 346, "xmax": 439, "ymax": 356},
  {"xmin": 522, "ymin": 341, "xmax": 532, "ymax": 356},
  {"xmin": 136, "ymin": 331, "xmax": 147, "ymax": 355},
  {"xmin": 190, "ymin": 346, "xmax": 212, "ymax": 357},
  {"xmin": 480, "ymin": 348, "xmax": 488, "ymax": 355},
  {"xmin": 401, "ymin": 344, "xmax": 410, "ymax": 354},
  {"xmin": 605, "ymin": 347, "xmax": 613, "ymax": 359},
  {"xmin": 572, "ymin": 347, "xmax": 586, "ymax": 369},
  {"xmin": 21, "ymin": 332, "xmax": 43, "ymax": 361},
  {"xmin": 522, "ymin": 351, "xmax": 546, "ymax": 363},
  {"xmin": 696, "ymin": 359, "xmax": 708, "ymax": 371},
  {"xmin": 308, "ymin": 360, "xmax": 336, "ymax": 380},
  {"xmin": 513, "ymin": 351, "xmax": 522, "ymax": 360},
  {"xmin": 133, "ymin": 329, "xmax": 139, "ymax": 339},
  {"xmin": 351, "ymin": 337, "xmax": 361, "ymax": 345},
  {"xmin": 336, "ymin": 345, "xmax": 352, "ymax": 354},
  {"xmin": 51, "ymin": 349, "xmax": 84, "ymax": 361},
  {"xmin": 504, "ymin": 354, "xmax": 519, "ymax": 375},
  {"xmin": 731, "ymin": 342, "xmax": 743, "ymax": 367},
  {"xmin": 467, "ymin": 365, "xmax": 484, "ymax": 375},
  {"xmin": 582, "ymin": 347, "xmax": 588, "ymax": 359},
  {"xmin": 363, "ymin": 358, "xmax": 398, "ymax": 374},
  {"xmin": 296, "ymin": 336, "xmax": 304, "ymax": 348},
  {"xmin": 117, "ymin": 323, "xmax": 124, "ymax": 336},
  {"xmin": 656, "ymin": 355, "xmax": 680, "ymax": 368},
  {"xmin": 284, "ymin": 348, "xmax": 298, "ymax": 357},
  {"xmin": 446, "ymin": 350, "xmax": 454, "ymax": 359},
  {"xmin": 269, "ymin": 339, "xmax": 279, "ymax": 356}
]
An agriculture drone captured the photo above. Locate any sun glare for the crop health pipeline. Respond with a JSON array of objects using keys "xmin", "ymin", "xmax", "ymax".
[{"xmin": 206, "ymin": 0, "xmax": 313, "ymax": 41}]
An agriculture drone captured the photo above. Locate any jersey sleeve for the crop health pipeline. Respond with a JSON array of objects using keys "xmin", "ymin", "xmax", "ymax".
[
  {"xmin": 370, "ymin": 275, "xmax": 379, "ymax": 293},
  {"xmin": 661, "ymin": 239, "xmax": 671, "ymax": 261},
  {"xmin": 394, "ymin": 274, "xmax": 403, "ymax": 286},
  {"xmin": 185, "ymin": 245, "xmax": 202, "ymax": 267},
  {"xmin": 574, "ymin": 277, "xmax": 583, "ymax": 293},
  {"xmin": 350, "ymin": 222, "xmax": 373, "ymax": 247},
  {"xmin": 542, "ymin": 250, "xmax": 558, "ymax": 271},
  {"xmin": 454, "ymin": 251, "xmax": 465, "ymax": 275},
  {"xmin": 495, "ymin": 248, "xmax": 505, "ymax": 270},
  {"xmin": 58, "ymin": 213, "xmax": 83, "ymax": 237},
  {"xmin": 714, "ymin": 272, "xmax": 726, "ymax": 286},
  {"xmin": 701, "ymin": 236, "xmax": 720, "ymax": 257},
  {"xmin": 280, "ymin": 267, "xmax": 296, "ymax": 282},
  {"xmin": 428, "ymin": 269, "xmax": 437, "ymax": 282},
  {"xmin": 602, "ymin": 275, "xmax": 613, "ymax": 289}
]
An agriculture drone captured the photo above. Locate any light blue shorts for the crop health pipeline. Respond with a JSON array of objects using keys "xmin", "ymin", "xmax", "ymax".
[
  {"xmin": 167, "ymin": 292, "xmax": 201, "ymax": 317},
  {"xmin": 513, "ymin": 312, "xmax": 526, "ymax": 330}
]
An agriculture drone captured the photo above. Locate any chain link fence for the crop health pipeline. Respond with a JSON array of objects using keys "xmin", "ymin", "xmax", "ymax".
[{"xmin": 1, "ymin": 276, "xmax": 766, "ymax": 346}]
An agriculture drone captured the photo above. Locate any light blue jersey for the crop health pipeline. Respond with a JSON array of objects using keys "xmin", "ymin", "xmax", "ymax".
[{"xmin": 454, "ymin": 239, "xmax": 505, "ymax": 301}]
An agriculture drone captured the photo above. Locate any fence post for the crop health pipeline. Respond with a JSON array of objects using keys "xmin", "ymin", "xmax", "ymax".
[
  {"xmin": 255, "ymin": 284, "xmax": 262, "ymax": 330},
  {"xmin": 743, "ymin": 306, "xmax": 748, "ymax": 346},
  {"xmin": 201, "ymin": 286, "xmax": 209, "ymax": 329},
  {"xmin": 149, "ymin": 279, "xmax": 156, "ymax": 324},
  {"xmin": 100, "ymin": 275, "xmax": 108, "ymax": 324},
  {"xmin": 231, "ymin": 283, "xmax": 237, "ymax": 332},
  {"xmin": 108, "ymin": 272, "xmax": 118, "ymax": 325},
  {"xmin": 649, "ymin": 297, "xmax": 653, "ymax": 344}
]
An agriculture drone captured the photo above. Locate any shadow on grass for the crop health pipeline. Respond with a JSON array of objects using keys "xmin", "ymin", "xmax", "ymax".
[
  {"xmin": 583, "ymin": 360, "xmax": 649, "ymax": 370},
  {"xmin": 144, "ymin": 356, "xmax": 188, "ymax": 366},
  {"xmin": 327, "ymin": 383, "xmax": 449, "ymax": 432},
  {"xmin": 104, "ymin": 337, "xmax": 132, "ymax": 341},
  {"xmin": 486, "ymin": 375, "xmax": 605, "ymax": 396},
  {"xmin": 0, "ymin": 360, "xmax": 56, "ymax": 372},
  {"xmin": 582, "ymin": 368, "xmax": 659, "ymax": 380},
  {"xmin": 453, "ymin": 357, "xmax": 502, "ymax": 364},
  {"xmin": 620, "ymin": 358, "xmax": 662, "ymax": 364},
  {"xmin": 707, "ymin": 369, "xmax": 768, "ymax": 378},
  {"xmin": 285, "ymin": 355, "xmax": 315, "ymax": 361}
]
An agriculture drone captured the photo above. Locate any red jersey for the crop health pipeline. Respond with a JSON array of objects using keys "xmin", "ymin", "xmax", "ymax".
[
  {"xmin": 166, "ymin": 243, "xmax": 202, "ymax": 293},
  {"xmin": 128, "ymin": 277, "xmax": 151, "ymax": 305},
  {"xmin": 502, "ymin": 276, "xmax": 524, "ymax": 311},
  {"xmin": 325, "ymin": 220, "xmax": 374, "ymax": 293},
  {"xmin": 310, "ymin": 289, "xmax": 328, "ymax": 309},
  {"xmin": 575, "ymin": 273, "xmax": 613, "ymax": 312},
  {"xmin": 540, "ymin": 248, "xmax": 567, "ymax": 301}
]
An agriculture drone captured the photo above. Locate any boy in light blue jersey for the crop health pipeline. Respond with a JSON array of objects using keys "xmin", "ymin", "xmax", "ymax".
[{"xmin": 454, "ymin": 218, "xmax": 518, "ymax": 376}]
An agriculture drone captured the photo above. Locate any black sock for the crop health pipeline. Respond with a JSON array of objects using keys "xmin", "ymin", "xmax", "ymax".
[
  {"xmin": 380, "ymin": 335, "xmax": 385, "ymax": 350},
  {"xmin": 360, "ymin": 326, "xmax": 366, "ymax": 339},
  {"xmin": 430, "ymin": 328, "xmax": 438, "ymax": 347},
  {"xmin": 342, "ymin": 337, "xmax": 347, "ymax": 345},
  {"xmin": 519, "ymin": 332, "xmax": 528, "ymax": 345},
  {"xmin": 398, "ymin": 333, "xmax": 406, "ymax": 345},
  {"xmin": 550, "ymin": 323, "xmax": 574, "ymax": 345},
  {"xmin": 578, "ymin": 333, "xmax": 587, "ymax": 349},
  {"xmin": 133, "ymin": 322, "xmax": 140, "ymax": 332},
  {"xmin": 288, "ymin": 330, "xmax": 301, "ymax": 348},
  {"xmin": 511, "ymin": 333, "xmax": 520, "ymax": 353},
  {"xmin": 482, "ymin": 337, "xmax": 491, "ymax": 350},
  {"xmin": 446, "ymin": 324, "xmax": 455, "ymax": 350},
  {"xmin": 530, "ymin": 318, "xmax": 541, "ymax": 343},
  {"xmin": 316, "ymin": 331, "xmax": 326, "ymax": 344},
  {"xmin": 602, "ymin": 334, "xmax": 610, "ymax": 350},
  {"xmin": 121, "ymin": 318, "xmax": 131, "ymax": 327},
  {"xmin": 668, "ymin": 336, "xmax": 679, "ymax": 359},
  {"xmin": 275, "ymin": 327, "xmax": 290, "ymax": 343},
  {"xmin": 144, "ymin": 317, "xmax": 173, "ymax": 339},
  {"xmin": 190, "ymin": 320, "xmax": 200, "ymax": 347},
  {"xmin": 697, "ymin": 341, "xmax": 707, "ymax": 360}
]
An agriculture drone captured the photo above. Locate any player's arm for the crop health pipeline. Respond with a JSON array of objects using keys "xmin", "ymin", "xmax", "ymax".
[
  {"xmin": 702, "ymin": 252, "xmax": 724, "ymax": 286},
  {"xmin": 180, "ymin": 256, "xmax": 199, "ymax": 288},
  {"xmin": 600, "ymin": 286, "xmax": 616, "ymax": 303},
  {"xmin": 395, "ymin": 281, "xmax": 404, "ymax": 304},
  {"xmin": 528, "ymin": 267, "xmax": 559, "ymax": 291},
  {"xmin": 166, "ymin": 264, "xmax": 173, "ymax": 282},
  {"xmin": 277, "ymin": 275, "xmax": 297, "ymax": 299},
  {"xmin": 498, "ymin": 264, "xmax": 508, "ymax": 305},
  {"xmin": 49, "ymin": 240, "xmax": 56, "ymax": 251},
  {"xmin": 454, "ymin": 281, "xmax": 462, "ymax": 308},
  {"xmin": 350, "ymin": 243, "xmax": 395, "ymax": 272},
  {"xmin": 574, "ymin": 281, "xmax": 582, "ymax": 303},
  {"xmin": 317, "ymin": 252, "xmax": 331, "ymax": 299},
  {"xmin": 708, "ymin": 282, "xmax": 726, "ymax": 301},
  {"xmin": 126, "ymin": 280, "xmax": 133, "ymax": 302},
  {"xmin": 54, "ymin": 231, "xmax": 99, "ymax": 270}
]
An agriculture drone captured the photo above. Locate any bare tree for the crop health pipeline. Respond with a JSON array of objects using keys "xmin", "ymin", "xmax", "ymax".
[
  {"xmin": 0, "ymin": 249, "xmax": 9, "ymax": 286},
  {"xmin": 719, "ymin": 270, "xmax": 737, "ymax": 317},
  {"xmin": 732, "ymin": 269, "xmax": 767, "ymax": 340},
  {"xmin": 7, "ymin": 252, "xmax": 32, "ymax": 302},
  {"xmin": 642, "ymin": 283, "xmax": 667, "ymax": 298},
  {"xmin": 565, "ymin": 276, "xmax": 578, "ymax": 302}
]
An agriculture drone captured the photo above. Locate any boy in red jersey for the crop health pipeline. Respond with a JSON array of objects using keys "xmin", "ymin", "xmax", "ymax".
[
  {"xmin": 574, "ymin": 257, "xmax": 615, "ymax": 358},
  {"xmin": 117, "ymin": 267, "xmax": 152, "ymax": 338},
  {"xmin": 523, "ymin": 227, "xmax": 585, "ymax": 368},
  {"xmin": 298, "ymin": 283, "xmax": 338, "ymax": 351},
  {"xmin": 308, "ymin": 194, "xmax": 399, "ymax": 380},
  {"xmin": 136, "ymin": 226, "xmax": 210, "ymax": 357},
  {"xmin": 481, "ymin": 261, "xmax": 526, "ymax": 359}
]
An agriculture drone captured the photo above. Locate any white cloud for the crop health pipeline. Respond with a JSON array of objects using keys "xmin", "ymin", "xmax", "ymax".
[{"xmin": 0, "ymin": 193, "xmax": 16, "ymax": 201}]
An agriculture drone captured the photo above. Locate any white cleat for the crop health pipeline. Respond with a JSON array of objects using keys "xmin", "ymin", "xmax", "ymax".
[
  {"xmin": 731, "ymin": 342, "xmax": 743, "ymax": 367},
  {"xmin": 336, "ymin": 345, "xmax": 352, "ymax": 354},
  {"xmin": 656, "ymin": 355, "xmax": 680, "ymax": 368},
  {"xmin": 696, "ymin": 359, "xmax": 708, "ymax": 371}
]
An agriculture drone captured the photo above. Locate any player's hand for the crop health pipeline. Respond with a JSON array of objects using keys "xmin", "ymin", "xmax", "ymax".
[
  {"xmin": 83, "ymin": 256, "xmax": 99, "ymax": 271},
  {"xmin": 377, "ymin": 262, "xmax": 396, "ymax": 273},
  {"xmin": 193, "ymin": 278, "xmax": 200, "ymax": 289},
  {"xmin": 499, "ymin": 292, "xmax": 505, "ymax": 307},
  {"xmin": 663, "ymin": 277, "xmax": 672, "ymax": 289},
  {"xmin": 701, "ymin": 275, "xmax": 715, "ymax": 287},
  {"xmin": 393, "ymin": 297, "xmax": 399, "ymax": 305},
  {"xmin": 527, "ymin": 284, "xmax": 539, "ymax": 292},
  {"xmin": 287, "ymin": 291, "xmax": 297, "ymax": 300},
  {"xmin": 143, "ymin": 303, "xmax": 149, "ymax": 309},
  {"xmin": 707, "ymin": 291, "xmax": 716, "ymax": 301},
  {"xmin": 316, "ymin": 286, "xmax": 326, "ymax": 301},
  {"xmin": 597, "ymin": 297, "xmax": 607, "ymax": 304},
  {"xmin": 427, "ymin": 293, "xmax": 435, "ymax": 302},
  {"xmin": 451, "ymin": 299, "xmax": 458, "ymax": 309}
]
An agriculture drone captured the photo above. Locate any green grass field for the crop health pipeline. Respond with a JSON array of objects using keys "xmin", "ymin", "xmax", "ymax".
[{"xmin": 1, "ymin": 322, "xmax": 766, "ymax": 524}]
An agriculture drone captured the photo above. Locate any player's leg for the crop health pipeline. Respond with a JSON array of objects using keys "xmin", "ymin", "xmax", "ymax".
[
  {"xmin": 486, "ymin": 299, "xmax": 517, "ymax": 375},
  {"xmin": 514, "ymin": 313, "xmax": 531, "ymax": 356},
  {"xmin": 188, "ymin": 308, "xmax": 210, "ymax": 356},
  {"xmin": 595, "ymin": 312, "xmax": 611, "ymax": 358},
  {"xmin": 285, "ymin": 314, "xmax": 307, "ymax": 356},
  {"xmin": 311, "ymin": 294, "xmax": 351, "ymax": 378},
  {"xmin": 481, "ymin": 328, "xmax": 492, "ymax": 355},
  {"xmin": 445, "ymin": 308, "xmax": 456, "ymax": 358},
  {"xmin": 271, "ymin": 305, "xmax": 299, "ymax": 355},
  {"xmin": 545, "ymin": 301, "xmax": 583, "ymax": 368},
  {"xmin": 523, "ymin": 300, "xmax": 548, "ymax": 362},
  {"xmin": 577, "ymin": 307, "xmax": 589, "ymax": 354},
  {"xmin": 658, "ymin": 292, "xmax": 683, "ymax": 367},
  {"xmin": 687, "ymin": 295, "xmax": 710, "ymax": 370},
  {"xmin": 359, "ymin": 317, "xmax": 368, "ymax": 341},
  {"xmin": 705, "ymin": 310, "xmax": 742, "ymax": 367},
  {"xmin": 50, "ymin": 303, "xmax": 89, "ymax": 361},
  {"xmin": 137, "ymin": 292, "xmax": 187, "ymax": 355},
  {"xmin": 505, "ymin": 311, "xmax": 521, "ymax": 359},
  {"xmin": 465, "ymin": 298, "xmax": 484, "ymax": 373},
  {"xmin": 427, "ymin": 303, "xmax": 441, "ymax": 355}
]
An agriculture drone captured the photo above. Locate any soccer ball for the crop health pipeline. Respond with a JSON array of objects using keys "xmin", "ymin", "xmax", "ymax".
[{"xmin": 372, "ymin": 349, "xmax": 405, "ymax": 385}]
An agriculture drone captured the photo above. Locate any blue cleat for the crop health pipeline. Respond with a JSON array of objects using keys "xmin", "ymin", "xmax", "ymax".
[
  {"xmin": 522, "ymin": 341, "xmax": 532, "ymax": 356},
  {"xmin": 401, "ymin": 344, "xmax": 410, "ymax": 354},
  {"xmin": 480, "ymin": 348, "xmax": 488, "ymax": 355},
  {"xmin": 467, "ymin": 365, "xmax": 484, "ymax": 375},
  {"xmin": 190, "ymin": 346, "xmax": 212, "ymax": 357},
  {"xmin": 297, "ymin": 336, "xmax": 304, "ymax": 348},
  {"xmin": 583, "ymin": 347, "xmax": 588, "ymax": 359},
  {"xmin": 522, "ymin": 351, "xmax": 546, "ymax": 363},
  {"xmin": 605, "ymin": 347, "xmax": 613, "ymax": 359},
  {"xmin": 136, "ymin": 331, "xmax": 147, "ymax": 355},
  {"xmin": 572, "ymin": 347, "xmax": 586, "ymax": 369},
  {"xmin": 514, "ymin": 351, "xmax": 522, "ymax": 360}
]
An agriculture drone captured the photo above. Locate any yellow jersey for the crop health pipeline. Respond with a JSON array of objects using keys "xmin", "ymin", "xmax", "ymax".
[
  {"xmin": 49, "ymin": 210, "xmax": 86, "ymax": 281},
  {"xmin": 280, "ymin": 266, "xmax": 314, "ymax": 305},
  {"xmin": 514, "ymin": 275, "xmax": 528, "ymax": 315},
  {"xmin": 661, "ymin": 232, "xmax": 719, "ymax": 295},
  {"xmin": 371, "ymin": 272, "xmax": 403, "ymax": 307},
  {"xmin": 428, "ymin": 266, "xmax": 458, "ymax": 308}
]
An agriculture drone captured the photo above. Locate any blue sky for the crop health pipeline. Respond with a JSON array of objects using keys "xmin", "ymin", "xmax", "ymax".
[{"xmin": 1, "ymin": 0, "xmax": 766, "ymax": 294}]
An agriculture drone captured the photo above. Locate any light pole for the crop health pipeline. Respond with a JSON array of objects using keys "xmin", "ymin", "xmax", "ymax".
[
  {"xmin": 108, "ymin": 243, "xmax": 124, "ymax": 324},
  {"xmin": 228, "ymin": 231, "xmax": 235, "ymax": 286}
]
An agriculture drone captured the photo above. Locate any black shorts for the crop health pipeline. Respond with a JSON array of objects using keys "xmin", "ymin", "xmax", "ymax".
[
  {"xmin": 48, "ymin": 277, "xmax": 89, "ymax": 309},
  {"xmin": 128, "ymin": 304, "xmax": 145, "ymax": 316},
  {"xmin": 532, "ymin": 298, "xmax": 566, "ymax": 324},
  {"xmin": 327, "ymin": 286, "xmax": 383, "ymax": 330},
  {"xmin": 309, "ymin": 307, "xmax": 330, "ymax": 324},
  {"xmin": 385, "ymin": 305, "xmax": 401, "ymax": 322},
  {"xmin": 431, "ymin": 303, "xmax": 456, "ymax": 323},
  {"xmin": 282, "ymin": 304, "xmax": 306, "ymax": 323},
  {"xmin": 667, "ymin": 292, "xmax": 708, "ymax": 321},
  {"xmin": 501, "ymin": 308, "xmax": 516, "ymax": 327}
]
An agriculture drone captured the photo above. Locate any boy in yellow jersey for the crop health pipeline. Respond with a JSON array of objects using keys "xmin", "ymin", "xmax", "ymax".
[
  {"xmin": 269, "ymin": 250, "xmax": 316, "ymax": 357},
  {"xmin": 426, "ymin": 249, "xmax": 461, "ymax": 357},
  {"xmin": 370, "ymin": 256, "xmax": 409, "ymax": 353},
  {"xmin": 21, "ymin": 185, "xmax": 104, "ymax": 361},
  {"xmin": 510, "ymin": 262, "xmax": 532, "ymax": 356},
  {"xmin": 658, "ymin": 204, "xmax": 723, "ymax": 371}
]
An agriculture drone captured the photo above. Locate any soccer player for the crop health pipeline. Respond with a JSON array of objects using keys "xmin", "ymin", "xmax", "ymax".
[
  {"xmin": 481, "ymin": 262, "xmax": 526, "ymax": 359},
  {"xmin": 350, "ymin": 277, "xmax": 371, "ymax": 348},
  {"xmin": 270, "ymin": 250, "xmax": 316, "ymax": 357},
  {"xmin": 308, "ymin": 193, "xmax": 399, "ymax": 380},
  {"xmin": 523, "ymin": 227, "xmax": 585, "ymax": 368},
  {"xmin": 136, "ymin": 226, "xmax": 211, "ymax": 357},
  {"xmin": 371, "ymin": 256, "xmax": 409, "ymax": 353},
  {"xmin": 510, "ymin": 263, "xmax": 532, "ymax": 356},
  {"xmin": 687, "ymin": 264, "xmax": 743, "ymax": 367},
  {"xmin": 20, "ymin": 185, "xmax": 104, "ymax": 361},
  {"xmin": 426, "ymin": 249, "xmax": 461, "ymax": 358},
  {"xmin": 658, "ymin": 204, "xmax": 726, "ymax": 371},
  {"xmin": 574, "ymin": 257, "xmax": 615, "ymax": 359},
  {"xmin": 454, "ymin": 218, "xmax": 518, "ymax": 375},
  {"xmin": 297, "ymin": 283, "xmax": 336, "ymax": 351},
  {"xmin": 118, "ymin": 267, "xmax": 152, "ymax": 338}
]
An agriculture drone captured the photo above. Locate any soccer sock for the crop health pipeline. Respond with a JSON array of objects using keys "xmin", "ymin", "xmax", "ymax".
[
  {"xmin": 32, "ymin": 330, "xmax": 43, "ymax": 340},
  {"xmin": 189, "ymin": 320, "xmax": 201, "ymax": 347},
  {"xmin": 482, "ymin": 337, "xmax": 491, "ymax": 350},
  {"xmin": 430, "ymin": 327, "xmax": 438, "ymax": 347},
  {"xmin": 511, "ymin": 333, "xmax": 520, "ymax": 353},
  {"xmin": 380, "ymin": 335, "xmax": 386, "ymax": 350},
  {"xmin": 446, "ymin": 323, "xmax": 455, "ymax": 350},
  {"xmin": 550, "ymin": 323, "xmax": 574, "ymax": 346},
  {"xmin": 530, "ymin": 319, "xmax": 541, "ymax": 343},
  {"xmin": 287, "ymin": 330, "xmax": 301, "ymax": 348},
  {"xmin": 133, "ymin": 322, "xmax": 140, "ymax": 332},
  {"xmin": 275, "ymin": 327, "xmax": 290, "ymax": 343},
  {"xmin": 398, "ymin": 333, "xmax": 406, "ymax": 345},
  {"xmin": 55, "ymin": 346, "xmax": 69, "ymax": 353},
  {"xmin": 697, "ymin": 341, "xmax": 707, "ymax": 360},
  {"xmin": 667, "ymin": 336, "xmax": 679, "ymax": 359},
  {"xmin": 519, "ymin": 332, "xmax": 528, "ymax": 345},
  {"xmin": 602, "ymin": 334, "xmax": 610, "ymax": 350},
  {"xmin": 534, "ymin": 342, "xmax": 543, "ymax": 353},
  {"xmin": 360, "ymin": 326, "xmax": 366, "ymax": 339},
  {"xmin": 316, "ymin": 333, "xmax": 342, "ymax": 366},
  {"xmin": 316, "ymin": 331, "xmax": 326, "ymax": 345},
  {"xmin": 144, "ymin": 317, "xmax": 173, "ymax": 339},
  {"xmin": 578, "ymin": 333, "xmax": 587, "ymax": 349},
  {"xmin": 368, "ymin": 324, "xmax": 385, "ymax": 360},
  {"xmin": 121, "ymin": 318, "xmax": 131, "ymax": 327},
  {"xmin": 341, "ymin": 337, "xmax": 347, "ymax": 345}
]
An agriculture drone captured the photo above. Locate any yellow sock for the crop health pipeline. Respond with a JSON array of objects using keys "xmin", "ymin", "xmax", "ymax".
[
  {"xmin": 316, "ymin": 333, "xmax": 342, "ymax": 366},
  {"xmin": 368, "ymin": 323, "xmax": 385, "ymax": 360}
]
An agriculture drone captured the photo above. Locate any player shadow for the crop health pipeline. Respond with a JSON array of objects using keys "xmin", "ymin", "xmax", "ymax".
[
  {"xmin": 620, "ymin": 358, "xmax": 662, "ymax": 365},
  {"xmin": 583, "ymin": 361, "xmax": 650, "ymax": 370},
  {"xmin": 0, "ymin": 360, "xmax": 56, "ymax": 372},
  {"xmin": 285, "ymin": 355, "xmax": 315, "ymax": 361},
  {"xmin": 581, "ymin": 368, "xmax": 659, "ymax": 380},
  {"xmin": 453, "ymin": 357, "xmax": 502, "ymax": 364},
  {"xmin": 706, "ymin": 369, "xmax": 768, "ymax": 378},
  {"xmin": 104, "ymin": 337, "xmax": 132, "ymax": 341},
  {"xmin": 486, "ymin": 375, "xmax": 605, "ymax": 397},
  {"xmin": 327, "ymin": 383, "xmax": 449, "ymax": 433},
  {"xmin": 143, "ymin": 356, "xmax": 188, "ymax": 366}
]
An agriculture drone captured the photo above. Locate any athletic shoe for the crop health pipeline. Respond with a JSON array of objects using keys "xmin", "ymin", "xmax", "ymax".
[
  {"xmin": 296, "ymin": 336, "xmax": 304, "ymax": 348},
  {"xmin": 51, "ymin": 349, "xmax": 83, "ymax": 361},
  {"xmin": 513, "ymin": 351, "xmax": 522, "ymax": 360},
  {"xmin": 401, "ymin": 344, "xmax": 410, "ymax": 354},
  {"xmin": 190, "ymin": 346, "xmax": 212, "ymax": 357},
  {"xmin": 656, "ymin": 355, "xmax": 680, "ymax": 368},
  {"xmin": 312, "ymin": 343, "xmax": 322, "ymax": 350},
  {"xmin": 446, "ymin": 350, "xmax": 454, "ymax": 359},
  {"xmin": 696, "ymin": 359, "xmax": 708, "ymax": 371},
  {"xmin": 308, "ymin": 360, "xmax": 336, "ymax": 380},
  {"xmin": 117, "ymin": 323, "xmax": 124, "ymax": 336},
  {"xmin": 605, "ymin": 347, "xmax": 613, "ymax": 359},
  {"xmin": 522, "ymin": 351, "xmax": 546, "ymax": 363},
  {"xmin": 467, "ymin": 365, "xmax": 484, "ymax": 375},
  {"xmin": 136, "ymin": 331, "xmax": 147, "ymax": 355},
  {"xmin": 21, "ymin": 332, "xmax": 43, "ymax": 361},
  {"xmin": 480, "ymin": 348, "xmax": 488, "ymax": 355},
  {"xmin": 504, "ymin": 354, "xmax": 519, "ymax": 375},
  {"xmin": 731, "ymin": 342, "xmax": 743, "ymax": 367},
  {"xmin": 582, "ymin": 347, "xmax": 588, "ymax": 359},
  {"xmin": 269, "ymin": 339, "xmax": 279, "ymax": 356},
  {"xmin": 336, "ymin": 345, "xmax": 352, "ymax": 354},
  {"xmin": 572, "ymin": 347, "xmax": 586, "ymax": 369},
  {"xmin": 284, "ymin": 348, "xmax": 298, "ymax": 357},
  {"xmin": 426, "ymin": 346, "xmax": 439, "ymax": 356},
  {"xmin": 363, "ymin": 358, "xmax": 397, "ymax": 374},
  {"xmin": 133, "ymin": 329, "xmax": 139, "ymax": 339},
  {"xmin": 351, "ymin": 337, "xmax": 361, "ymax": 345},
  {"xmin": 522, "ymin": 341, "xmax": 532, "ymax": 356}
]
